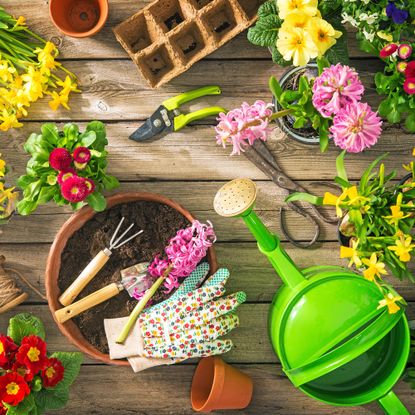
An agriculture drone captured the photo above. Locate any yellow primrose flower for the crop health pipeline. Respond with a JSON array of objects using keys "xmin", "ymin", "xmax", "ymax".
[
  {"xmin": 0, "ymin": 109, "xmax": 22, "ymax": 131},
  {"xmin": 383, "ymin": 204, "xmax": 410, "ymax": 226},
  {"xmin": 280, "ymin": 11, "xmax": 311, "ymax": 30},
  {"xmin": 377, "ymin": 31, "xmax": 393, "ymax": 42},
  {"xmin": 277, "ymin": 26, "xmax": 318, "ymax": 67},
  {"xmin": 388, "ymin": 235, "xmax": 415, "ymax": 262},
  {"xmin": 340, "ymin": 239, "xmax": 362, "ymax": 268},
  {"xmin": 306, "ymin": 17, "xmax": 342, "ymax": 57},
  {"xmin": 377, "ymin": 292, "xmax": 402, "ymax": 314},
  {"xmin": 361, "ymin": 253, "xmax": 387, "ymax": 282},
  {"xmin": 49, "ymin": 91, "xmax": 70, "ymax": 111},
  {"xmin": 277, "ymin": 0, "xmax": 318, "ymax": 19}
]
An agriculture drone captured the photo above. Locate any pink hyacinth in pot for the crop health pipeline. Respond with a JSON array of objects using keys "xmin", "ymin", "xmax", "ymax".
[
  {"xmin": 312, "ymin": 64, "xmax": 365, "ymax": 118},
  {"xmin": 330, "ymin": 102, "xmax": 383, "ymax": 153}
]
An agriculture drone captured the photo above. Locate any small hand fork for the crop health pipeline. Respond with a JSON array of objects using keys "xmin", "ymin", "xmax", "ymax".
[{"xmin": 59, "ymin": 217, "xmax": 143, "ymax": 306}]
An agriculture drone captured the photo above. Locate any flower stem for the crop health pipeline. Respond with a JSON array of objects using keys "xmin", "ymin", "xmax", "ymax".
[
  {"xmin": 269, "ymin": 108, "xmax": 293, "ymax": 121},
  {"xmin": 116, "ymin": 264, "xmax": 174, "ymax": 344}
]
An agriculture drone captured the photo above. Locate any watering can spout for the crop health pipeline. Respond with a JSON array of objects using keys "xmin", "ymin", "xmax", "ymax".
[{"xmin": 214, "ymin": 179, "xmax": 305, "ymax": 289}]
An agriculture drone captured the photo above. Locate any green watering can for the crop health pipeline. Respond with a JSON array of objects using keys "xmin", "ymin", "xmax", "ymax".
[{"xmin": 214, "ymin": 179, "xmax": 411, "ymax": 414}]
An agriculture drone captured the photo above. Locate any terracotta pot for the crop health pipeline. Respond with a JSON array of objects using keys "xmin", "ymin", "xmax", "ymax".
[
  {"xmin": 46, "ymin": 192, "xmax": 218, "ymax": 366},
  {"xmin": 191, "ymin": 357, "xmax": 253, "ymax": 412},
  {"xmin": 49, "ymin": 0, "xmax": 109, "ymax": 38}
]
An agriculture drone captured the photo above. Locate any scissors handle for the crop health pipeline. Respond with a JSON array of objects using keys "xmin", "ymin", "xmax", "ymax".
[
  {"xmin": 174, "ymin": 106, "xmax": 226, "ymax": 131},
  {"xmin": 162, "ymin": 86, "xmax": 222, "ymax": 111}
]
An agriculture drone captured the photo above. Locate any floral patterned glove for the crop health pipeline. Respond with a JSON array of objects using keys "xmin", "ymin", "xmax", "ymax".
[{"xmin": 104, "ymin": 264, "xmax": 246, "ymax": 371}]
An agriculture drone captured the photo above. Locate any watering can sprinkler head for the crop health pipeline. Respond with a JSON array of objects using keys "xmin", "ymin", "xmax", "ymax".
[{"xmin": 214, "ymin": 179, "xmax": 257, "ymax": 218}]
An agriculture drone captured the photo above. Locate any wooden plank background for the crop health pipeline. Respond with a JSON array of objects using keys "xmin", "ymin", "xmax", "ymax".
[{"xmin": 0, "ymin": 1, "xmax": 414, "ymax": 413}]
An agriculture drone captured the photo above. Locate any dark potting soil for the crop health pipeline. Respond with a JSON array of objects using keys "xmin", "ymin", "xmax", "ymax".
[{"xmin": 58, "ymin": 201, "xmax": 189, "ymax": 354}]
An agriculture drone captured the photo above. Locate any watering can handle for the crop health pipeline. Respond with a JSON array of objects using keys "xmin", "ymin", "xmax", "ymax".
[{"xmin": 378, "ymin": 390, "xmax": 410, "ymax": 415}]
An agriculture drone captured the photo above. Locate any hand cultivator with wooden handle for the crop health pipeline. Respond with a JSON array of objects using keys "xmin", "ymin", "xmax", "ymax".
[
  {"xmin": 214, "ymin": 179, "xmax": 411, "ymax": 415},
  {"xmin": 59, "ymin": 217, "xmax": 143, "ymax": 306}
]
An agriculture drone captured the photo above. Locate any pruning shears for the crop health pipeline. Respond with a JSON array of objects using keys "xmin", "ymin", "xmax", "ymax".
[{"xmin": 129, "ymin": 86, "xmax": 226, "ymax": 141}]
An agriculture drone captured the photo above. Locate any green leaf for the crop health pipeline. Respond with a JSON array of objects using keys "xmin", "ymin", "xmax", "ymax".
[
  {"xmin": 86, "ymin": 192, "xmax": 107, "ymax": 212},
  {"xmin": 17, "ymin": 175, "xmax": 36, "ymax": 188},
  {"xmin": 336, "ymin": 150, "xmax": 348, "ymax": 182},
  {"xmin": 102, "ymin": 175, "xmax": 120, "ymax": 190},
  {"xmin": 34, "ymin": 387, "xmax": 69, "ymax": 411},
  {"xmin": 24, "ymin": 133, "xmax": 41, "ymax": 154},
  {"xmin": 293, "ymin": 117, "xmax": 306, "ymax": 129},
  {"xmin": 50, "ymin": 352, "xmax": 83, "ymax": 389},
  {"xmin": 86, "ymin": 121, "xmax": 107, "ymax": 150},
  {"xmin": 63, "ymin": 123, "xmax": 79, "ymax": 141},
  {"xmin": 317, "ymin": 57, "xmax": 330, "ymax": 74},
  {"xmin": 79, "ymin": 131, "xmax": 97, "ymax": 147},
  {"xmin": 40, "ymin": 123, "xmax": 59, "ymax": 145},
  {"xmin": 5, "ymin": 395, "xmax": 35, "ymax": 415},
  {"xmin": 319, "ymin": 119, "xmax": 329, "ymax": 152},
  {"xmin": 247, "ymin": 15, "xmax": 281, "ymax": 47},
  {"xmin": 359, "ymin": 153, "xmax": 389, "ymax": 193},
  {"xmin": 258, "ymin": 0, "xmax": 277, "ymax": 18},
  {"xmin": 23, "ymin": 180, "xmax": 42, "ymax": 200},
  {"xmin": 405, "ymin": 111, "xmax": 415, "ymax": 132},
  {"xmin": 16, "ymin": 199, "xmax": 37, "ymax": 216},
  {"xmin": 269, "ymin": 76, "xmax": 283, "ymax": 100},
  {"xmin": 285, "ymin": 192, "xmax": 323, "ymax": 205},
  {"xmin": 7, "ymin": 313, "xmax": 45, "ymax": 343},
  {"xmin": 37, "ymin": 185, "xmax": 57, "ymax": 204}
]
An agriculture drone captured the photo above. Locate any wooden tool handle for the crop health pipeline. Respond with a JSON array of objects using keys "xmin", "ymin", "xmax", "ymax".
[
  {"xmin": 55, "ymin": 283, "xmax": 121, "ymax": 324},
  {"xmin": 58, "ymin": 250, "xmax": 111, "ymax": 306}
]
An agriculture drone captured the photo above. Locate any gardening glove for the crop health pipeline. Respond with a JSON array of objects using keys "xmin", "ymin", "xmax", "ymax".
[{"xmin": 104, "ymin": 263, "xmax": 246, "ymax": 372}]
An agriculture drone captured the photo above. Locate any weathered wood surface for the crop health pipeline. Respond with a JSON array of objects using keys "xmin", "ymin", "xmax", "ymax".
[{"xmin": 0, "ymin": 0, "xmax": 414, "ymax": 413}]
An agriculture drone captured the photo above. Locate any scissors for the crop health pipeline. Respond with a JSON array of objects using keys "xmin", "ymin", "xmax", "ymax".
[
  {"xmin": 129, "ymin": 86, "xmax": 226, "ymax": 141},
  {"xmin": 244, "ymin": 140, "xmax": 338, "ymax": 248}
]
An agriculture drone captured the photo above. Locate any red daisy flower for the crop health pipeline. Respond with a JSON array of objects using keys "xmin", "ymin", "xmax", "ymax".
[
  {"xmin": 57, "ymin": 168, "xmax": 76, "ymax": 186},
  {"xmin": 73, "ymin": 147, "xmax": 91, "ymax": 164},
  {"xmin": 398, "ymin": 44, "xmax": 413, "ymax": 60},
  {"xmin": 12, "ymin": 361, "xmax": 34, "ymax": 382},
  {"xmin": 60, "ymin": 176, "xmax": 89, "ymax": 203},
  {"xmin": 41, "ymin": 358, "xmax": 65, "ymax": 388},
  {"xmin": 49, "ymin": 148, "xmax": 72, "ymax": 171},
  {"xmin": 85, "ymin": 178, "xmax": 95, "ymax": 195},
  {"xmin": 397, "ymin": 61, "xmax": 408, "ymax": 73},
  {"xmin": 405, "ymin": 61, "xmax": 415, "ymax": 78},
  {"xmin": 15, "ymin": 335, "xmax": 47, "ymax": 375},
  {"xmin": 379, "ymin": 43, "xmax": 398, "ymax": 58},
  {"xmin": 0, "ymin": 372, "xmax": 30, "ymax": 406},
  {"xmin": 404, "ymin": 78, "xmax": 415, "ymax": 94},
  {"xmin": 0, "ymin": 335, "xmax": 18, "ymax": 370}
]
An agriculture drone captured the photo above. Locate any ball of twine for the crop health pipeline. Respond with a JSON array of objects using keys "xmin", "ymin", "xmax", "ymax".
[{"xmin": 0, "ymin": 255, "xmax": 46, "ymax": 314}]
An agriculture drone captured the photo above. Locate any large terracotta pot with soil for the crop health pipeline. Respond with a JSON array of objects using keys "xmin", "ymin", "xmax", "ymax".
[
  {"xmin": 273, "ymin": 63, "xmax": 320, "ymax": 145},
  {"xmin": 46, "ymin": 192, "xmax": 217, "ymax": 365}
]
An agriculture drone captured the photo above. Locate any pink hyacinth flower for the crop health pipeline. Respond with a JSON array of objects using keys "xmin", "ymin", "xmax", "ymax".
[
  {"xmin": 312, "ymin": 64, "xmax": 365, "ymax": 118},
  {"xmin": 215, "ymin": 100, "xmax": 273, "ymax": 155},
  {"xmin": 330, "ymin": 102, "xmax": 382, "ymax": 153}
]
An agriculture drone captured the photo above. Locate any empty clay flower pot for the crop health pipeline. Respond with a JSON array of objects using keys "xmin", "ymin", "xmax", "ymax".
[
  {"xmin": 49, "ymin": 0, "xmax": 109, "ymax": 38},
  {"xmin": 45, "ymin": 192, "xmax": 217, "ymax": 365},
  {"xmin": 191, "ymin": 357, "xmax": 253, "ymax": 412}
]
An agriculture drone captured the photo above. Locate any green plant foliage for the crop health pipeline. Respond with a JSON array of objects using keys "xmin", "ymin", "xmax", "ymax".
[
  {"xmin": 7, "ymin": 313, "xmax": 45, "ymax": 344},
  {"xmin": 16, "ymin": 121, "xmax": 120, "ymax": 215}
]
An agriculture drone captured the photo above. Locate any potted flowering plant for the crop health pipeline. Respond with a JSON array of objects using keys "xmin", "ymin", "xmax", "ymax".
[
  {"xmin": 248, "ymin": 0, "xmax": 348, "ymax": 67},
  {"xmin": 0, "ymin": 7, "xmax": 79, "ymax": 131},
  {"xmin": 286, "ymin": 149, "xmax": 415, "ymax": 314},
  {"xmin": 16, "ymin": 121, "xmax": 119, "ymax": 215},
  {"xmin": 0, "ymin": 313, "xmax": 83, "ymax": 414},
  {"xmin": 0, "ymin": 156, "xmax": 19, "ymax": 224},
  {"xmin": 216, "ymin": 62, "xmax": 382, "ymax": 152}
]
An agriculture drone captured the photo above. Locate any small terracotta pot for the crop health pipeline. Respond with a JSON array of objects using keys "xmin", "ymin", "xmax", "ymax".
[
  {"xmin": 191, "ymin": 357, "xmax": 253, "ymax": 412},
  {"xmin": 45, "ymin": 192, "xmax": 217, "ymax": 365},
  {"xmin": 49, "ymin": 0, "xmax": 109, "ymax": 38}
]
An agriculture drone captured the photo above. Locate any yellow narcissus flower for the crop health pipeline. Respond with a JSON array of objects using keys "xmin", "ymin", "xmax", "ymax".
[
  {"xmin": 0, "ymin": 109, "xmax": 22, "ymax": 131},
  {"xmin": 361, "ymin": 253, "xmax": 387, "ymax": 281},
  {"xmin": 340, "ymin": 239, "xmax": 362, "ymax": 268},
  {"xmin": 277, "ymin": 27, "xmax": 318, "ymax": 67},
  {"xmin": 388, "ymin": 235, "xmax": 415, "ymax": 262},
  {"xmin": 22, "ymin": 66, "xmax": 46, "ymax": 101},
  {"xmin": 383, "ymin": 205, "xmax": 410, "ymax": 226},
  {"xmin": 277, "ymin": 0, "xmax": 318, "ymax": 19},
  {"xmin": 49, "ymin": 91, "xmax": 70, "ymax": 111},
  {"xmin": 306, "ymin": 17, "xmax": 342, "ymax": 58},
  {"xmin": 15, "ymin": 16, "xmax": 26, "ymax": 26},
  {"xmin": 57, "ymin": 76, "xmax": 80, "ymax": 95},
  {"xmin": 377, "ymin": 292, "xmax": 403, "ymax": 314}
]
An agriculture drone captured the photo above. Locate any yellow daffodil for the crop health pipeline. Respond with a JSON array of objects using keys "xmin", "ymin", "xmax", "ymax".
[
  {"xmin": 340, "ymin": 239, "xmax": 362, "ymax": 268},
  {"xmin": 0, "ymin": 109, "xmax": 22, "ymax": 131},
  {"xmin": 49, "ymin": 91, "xmax": 70, "ymax": 111},
  {"xmin": 15, "ymin": 16, "xmax": 26, "ymax": 26},
  {"xmin": 323, "ymin": 191, "xmax": 344, "ymax": 217},
  {"xmin": 377, "ymin": 31, "xmax": 393, "ymax": 42},
  {"xmin": 280, "ymin": 11, "xmax": 311, "ymax": 30},
  {"xmin": 0, "ymin": 158, "xmax": 5, "ymax": 177},
  {"xmin": 306, "ymin": 17, "xmax": 342, "ymax": 57},
  {"xmin": 277, "ymin": 0, "xmax": 318, "ymax": 19},
  {"xmin": 56, "ymin": 76, "xmax": 80, "ymax": 95},
  {"xmin": 277, "ymin": 26, "xmax": 318, "ymax": 67},
  {"xmin": 377, "ymin": 292, "xmax": 403, "ymax": 314},
  {"xmin": 361, "ymin": 253, "xmax": 387, "ymax": 281},
  {"xmin": 383, "ymin": 205, "xmax": 410, "ymax": 226},
  {"xmin": 35, "ymin": 41, "xmax": 57, "ymax": 71},
  {"xmin": 21, "ymin": 66, "xmax": 46, "ymax": 101},
  {"xmin": 388, "ymin": 235, "xmax": 415, "ymax": 262}
]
